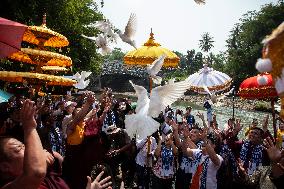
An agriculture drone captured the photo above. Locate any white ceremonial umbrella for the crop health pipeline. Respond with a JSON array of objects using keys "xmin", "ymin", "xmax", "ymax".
[{"xmin": 187, "ymin": 64, "xmax": 232, "ymax": 94}]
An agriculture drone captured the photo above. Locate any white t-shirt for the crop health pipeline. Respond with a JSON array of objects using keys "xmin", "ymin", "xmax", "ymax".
[
  {"xmin": 192, "ymin": 149, "xmax": 223, "ymax": 189},
  {"xmin": 135, "ymin": 137, "xmax": 157, "ymax": 167}
]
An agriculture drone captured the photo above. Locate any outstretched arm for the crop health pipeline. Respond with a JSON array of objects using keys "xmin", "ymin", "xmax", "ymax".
[{"xmin": 3, "ymin": 100, "xmax": 47, "ymax": 189}]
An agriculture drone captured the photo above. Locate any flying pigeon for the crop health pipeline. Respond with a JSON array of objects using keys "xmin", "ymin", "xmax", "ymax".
[
  {"xmin": 72, "ymin": 71, "xmax": 92, "ymax": 82},
  {"xmin": 72, "ymin": 71, "xmax": 92, "ymax": 90},
  {"xmin": 203, "ymin": 86, "xmax": 235, "ymax": 106},
  {"xmin": 125, "ymin": 78, "xmax": 192, "ymax": 140},
  {"xmin": 82, "ymin": 34, "xmax": 112, "ymax": 55},
  {"xmin": 117, "ymin": 13, "xmax": 137, "ymax": 49},
  {"xmin": 146, "ymin": 54, "xmax": 166, "ymax": 84},
  {"xmin": 91, "ymin": 20, "xmax": 118, "ymax": 43},
  {"xmin": 194, "ymin": 0, "xmax": 206, "ymax": 5},
  {"xmin": 73, "ymin": 79, "xmax": 90, "ymax": 90}
]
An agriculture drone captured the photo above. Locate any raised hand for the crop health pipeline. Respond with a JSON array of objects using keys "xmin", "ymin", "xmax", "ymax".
[
  {"xmin": 263, "ymin": 137, "xmax": 282, "ymax": 163},
  {"xmin": 237, "ymin": 158, "xmax": 246, "ymax": 175},
  {"xmin": 199, "ymin": 127, "xmax": 208, "ymax": 141},
  {"xmin": 262, "ymin": 115, "xmax": 269, "ymax": 132},
  {"xmin": 171, "ymin": 120, "xmax": 178, "ymax": 132},
  {"xmin": 196, "ymin": 111, "xmax": 205, "ymax": 120},
  {"xmin": 86, "ymin": 171, "xmax": 112, "ymax": 189},
  {"xmin": 234, "ymin": 119, "xmax": 243, "ymax": 132},
  {"xmin": 20, "ymin": 99, "xmax": 37, "ymax": 130}
]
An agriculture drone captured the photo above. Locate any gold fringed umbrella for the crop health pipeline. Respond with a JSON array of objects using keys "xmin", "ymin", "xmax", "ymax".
[
  {"xmin": 124, "ymin": 30, "xmax": 179, "ymax": 67},
  {"xmin": 22, "ymin": 14, "xmax": 69, "ymax": 48},
  {"xmin": 0, "ymin": 71, "xmax": 76, "ymax": 86},
  {"xmin": 9, "ymin": 48, "xmax": 72, "ymax": 67}
]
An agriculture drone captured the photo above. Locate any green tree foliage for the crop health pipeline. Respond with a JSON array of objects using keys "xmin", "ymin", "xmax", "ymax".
[
  {"xmin": 104, "ymin": 48, "xmax": 125, "ymax": 62},
  {"xmin": 199, "ymin": 32, "xmax": 214, "ymax": 54},
  {"xmin": 225, "ymin": 0, "xmax": 284, "ymax": 86},
  {"xmin": 0, "ymin": 0, "xmax": 104, "ymax": 75}
]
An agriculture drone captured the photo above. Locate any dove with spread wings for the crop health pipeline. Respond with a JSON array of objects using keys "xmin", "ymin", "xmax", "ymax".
[
  {"xmin": 203, "ymin": 85, "xmax": 235, "ymax": 106},
  {"xmin": 81, "ymin": 34, "xmax": 112, "ymax": 55},
  {"xmin": 147, "ymin": 54, "xmax": 166, "ymax": 85},
  {"xmin": 117, "ymin": 13, "xmax": 137, "ymax": 49},
  {"xmin": 125, "ymin": 79, "xmax": 192, "ymax": 140},
  {"xmin": 72, "ymin": 71, "xmax": 92, "ymax": 90},
  {"xmin": 89, "ymin": 19, "xmax": 118, "ymax": 43}
]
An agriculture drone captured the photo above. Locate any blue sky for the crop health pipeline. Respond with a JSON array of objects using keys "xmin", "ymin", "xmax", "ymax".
[{"xmin": 99, "ymin": 0, "xmax": 278, "ymax": 54}]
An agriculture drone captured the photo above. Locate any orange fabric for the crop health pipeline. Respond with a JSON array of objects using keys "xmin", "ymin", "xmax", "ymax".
[
  {"xmin": 67, "ymin": 121, "xmax": 85, "ymax": 145},
  {"xmin": 190, "ymin": 164, "xmax": 202, "ymax": 189}
]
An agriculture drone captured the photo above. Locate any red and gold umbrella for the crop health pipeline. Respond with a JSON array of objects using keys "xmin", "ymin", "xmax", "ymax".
[
  {"xmin": 238, "ymin": 73, "xmax": 277, "ymax": 100},
  {"xmin": 238, "ymin": 73, "xmax": 278, "ymax": 139}
]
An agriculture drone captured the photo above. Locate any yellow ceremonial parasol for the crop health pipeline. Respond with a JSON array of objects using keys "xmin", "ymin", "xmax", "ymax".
[
  {"xmin": 9, "ymin": 48, "xmax": 72, "ymax": 67},
  {"xmin": 22, "ymin": 14, "xmax": 69, "ymax": 48},
  {"xmin": 0, "ymin": 71, "xmax": 76, "ymax": 86},
  {"xmin": 124, "ymin": 30, "xmax": 179, "ymax": 68}
]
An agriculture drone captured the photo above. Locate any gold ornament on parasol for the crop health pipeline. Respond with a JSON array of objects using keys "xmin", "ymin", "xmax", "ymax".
[
  {"xmin": 9, "ymin": 48, "xmax": 72, "ymax": 67},
  {"xmin": 22, "ymin": 14, "xmax": 69, "ymax": 48},
  {"xmin": 124, "ymin": 30, "xmax": 179, "ymax": 67},
  {"xmin": 0, "ymin": 71, "xmax": 76, "ymax": 86},
  {"xmin": 41, "ymin": 66, "xmax": 68, "ymax": 72}
]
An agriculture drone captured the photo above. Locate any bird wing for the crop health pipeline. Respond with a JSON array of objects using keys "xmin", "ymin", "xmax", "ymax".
[
  {"xmin": 203, "ymin": 85, "xmax": 212, "ymax": 96},
  {"xmin": 95, "ymin": 34, "xmax": 107, "ymax": 48},
  {"xmin": 72, "ymin": 72, "xmax": 81, "ymax": 81},
  {"xmin": 81, "ymin": 71, "xmax": 92, "ymax": 80},
  {"xmin": 123, "ymin": 13, "xmax": 137, "ymax": 38},
  {"xmin": 148, "ymin": 79, "xmax": 191, "ymax": 117},
  {"xmin": 129, "ymin": 80, "xmax": 150, "ymax": 115},
  {"xmin": 194, "ymin": 0, "xmax": 206, "ymax": 5},
  {"xmin": 148, "ymin": 54, "xmax": 166, "ymax": 76},
  {"xmin": 81, "ymin": 34, "xmax": 97, "ymax": 41}
]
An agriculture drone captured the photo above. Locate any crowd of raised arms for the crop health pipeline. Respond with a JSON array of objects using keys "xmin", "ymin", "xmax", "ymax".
[{"xmin": 0, "ymin": 88, "xmax": 283, "ymax": 189}]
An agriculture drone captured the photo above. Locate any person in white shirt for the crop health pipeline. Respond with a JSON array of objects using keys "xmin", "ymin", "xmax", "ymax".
[
  {"xmin": 183, "ymin": 127, "xmax": 223, "ymax": 189},
  {"xmin": 135, "ymin": 136, "xmax": 157, "ymax": 189}
]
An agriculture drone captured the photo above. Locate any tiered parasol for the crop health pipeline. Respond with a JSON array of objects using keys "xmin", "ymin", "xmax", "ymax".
[
  {"xmin": 187, "ymin": 64, "xmax": 232, "ymax": 94},
  {"xmin": 238, "ymin": 73, "xmax": 278, "ymax": 139},
  {"xmin": 0, "ymin": 14, "xmax": 76, "ymax": 94}
]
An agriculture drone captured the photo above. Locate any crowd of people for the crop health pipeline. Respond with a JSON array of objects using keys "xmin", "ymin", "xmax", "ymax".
[{"xmin": 0, "ymin": 88, "xmax": 284, "ymax": 189}]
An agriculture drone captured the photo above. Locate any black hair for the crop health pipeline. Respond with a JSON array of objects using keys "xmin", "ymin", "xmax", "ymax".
[{"xmin": 250, "ymin": 127, "xmax": 264, "ymax": 137}]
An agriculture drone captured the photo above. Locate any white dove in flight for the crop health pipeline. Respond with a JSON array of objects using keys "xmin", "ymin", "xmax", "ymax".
[
  {"xmin": 91, "ymin": 20, "xmax": 118, "ymax": 43},
  {"xmin": 194, "ymin": 0, "xmax": 206, "ymax": 5},
  {"xmin": 203, "ymin": 86, "xmax": 235, "ymax": 106},
  {"xmin": 72, "ymin": 71, "xmax": 92, "ymax": 81},
  {"xmin": 125, "ymin": 78, "xmax": 192, "ymax": 140},
  {"xmin": 146, "ymin": 54, "xmax": 166, "ymax": 85},
  {"xmin": 72, "ymin": 71, "xmax": 92, "ymax": 89},
  {"xmin": 73, "ymin": 79, "xmax": 90, "ymax": 90},
  {"xmin": 81, "ymin": 34, "xmax": 112, "ymax": 55},
  {"xmin": 117, "ymin": 13, "xmax": 137, "ymax": 49}
]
